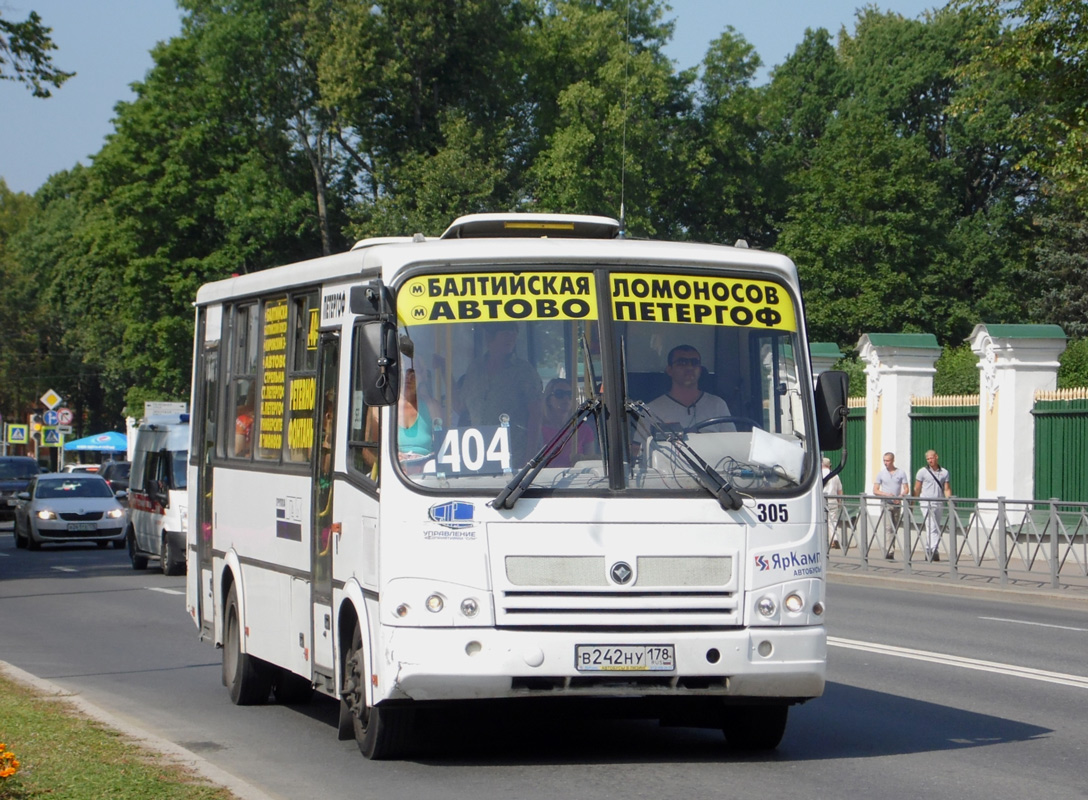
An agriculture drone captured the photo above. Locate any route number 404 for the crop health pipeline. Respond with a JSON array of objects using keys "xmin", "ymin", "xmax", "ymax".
[
  {"xmin": 428, "ymin": 426, "xmax": 511, "ymax": 475},
  {"xmin": 755, "ymin": 503, "xmax": 789, "ymax": 523}
]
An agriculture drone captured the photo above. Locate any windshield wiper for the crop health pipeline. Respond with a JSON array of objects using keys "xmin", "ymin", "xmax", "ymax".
[
  {"xmin": 626, "ymin": 399, "xmax": 743, "ymax": 511},
  {"xmin": 493, "ymin": 398, "xmax": 601, "ymax": 510}
]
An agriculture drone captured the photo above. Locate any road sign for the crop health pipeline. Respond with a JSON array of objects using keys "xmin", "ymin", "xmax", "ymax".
[
  {"xmin": 6, "ymin": 424, "xmax": 27, "ymax": 444},
  {"xmin": 57, "ymin": 424, "xmax": 73, "ymax": 435},
  {"xmin": 43, "ymin": 428, "xmax": 61, "ymax": 446},
  {"xmin": 58, "ymin": 407, "xmax": 73, "ymax": 425},
  {"xmin": 43, "ymin": 409, "xmax": 60, "ymax": 426},
  {"xmin": 41, "ymin": 389, "xmax": 63, "ymax": 410}
]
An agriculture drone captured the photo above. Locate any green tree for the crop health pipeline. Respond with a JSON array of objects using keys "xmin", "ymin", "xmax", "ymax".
[
  {"xmin": 677, "ymin": 27, "xmax": 770, "ymax": 244},
  {"xmin": 526, "ymin": 0, "xmax": 686, "ymax": 236},
  {"xmin": 934, "ymin": 343, "xmax": 980, "ymax": 395},
  {"xmin": 959, "ymin": 0, "xmax": 1088, "ymax": 209},
  {"xmin": 0, "ymin": 9, "xmax": 73, "ymax": 96}
]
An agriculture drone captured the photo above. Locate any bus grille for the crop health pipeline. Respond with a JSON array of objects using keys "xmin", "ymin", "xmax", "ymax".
[{"xmin": 497, "ymin": 555, "xmax": 738, "ymax": 626}]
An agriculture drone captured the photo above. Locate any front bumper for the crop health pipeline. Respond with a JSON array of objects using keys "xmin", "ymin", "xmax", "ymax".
[{"xmin": 374, "ymin": 625, "xmax": 825, "ymax": 703}]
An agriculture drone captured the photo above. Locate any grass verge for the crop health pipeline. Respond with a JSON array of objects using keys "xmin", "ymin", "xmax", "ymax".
[{"xmin": 0, "ymin": 672, "xmax": 236, "ymax": 800}]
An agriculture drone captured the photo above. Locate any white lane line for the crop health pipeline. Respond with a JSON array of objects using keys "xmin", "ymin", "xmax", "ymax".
[
  {"xmin": 146, "ymin": 587, "xmax": 184, "ymax": 595},
  {"xmin": 51, "ymin": 566, "xmax": 78, "ymax": 573},
  {"xmin": 828, "ymin": 636, "xmax": 1088, "ymax": 690},
  {"xmin": 979, "ymin": 616, "xmax": 1088, "ymax": 633}
]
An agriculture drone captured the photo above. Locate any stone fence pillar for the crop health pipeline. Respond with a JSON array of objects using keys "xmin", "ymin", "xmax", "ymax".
[
  {"xmin": 857, "ymin": 333, "xmax": 941, "ymax": 493},
  {"xmin": 969, "ymin": 324, "xmax": 1066, "ymax": 501}
]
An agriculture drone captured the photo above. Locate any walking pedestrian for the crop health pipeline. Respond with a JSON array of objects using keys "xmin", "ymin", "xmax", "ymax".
[
  {"xmin": 823, "ymin": 457, "xmax": 843, "ymax": 549},
  {"xmin": 874, "ymin": 452, "xmax": 909, "ymax": 559},
  {"xmin": 913, "ymin": 449, "xmax": 952, "ymax": 561}
]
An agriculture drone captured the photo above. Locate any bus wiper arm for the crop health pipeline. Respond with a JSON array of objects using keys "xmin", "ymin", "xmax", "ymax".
[
  {"xmin": 493, "ymin": 398, "xmax": 601, "ymax": 510},
  {"xmin": 626, "ymin": 399, "xmax": 743, "ymax": 511}
]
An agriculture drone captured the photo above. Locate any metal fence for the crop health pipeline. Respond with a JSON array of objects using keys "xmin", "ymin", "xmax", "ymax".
[{"xmin": 825, "ymin": 493, "xmax": 1088, "ymax": 590}]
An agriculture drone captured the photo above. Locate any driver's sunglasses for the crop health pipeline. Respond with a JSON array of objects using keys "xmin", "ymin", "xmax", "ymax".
[
  {"xmin": 671, "ymin": 356, "xmax": 701, "ymax": 367},
  {"xmin": 550, "ymin": 389, "xmax": 572, "ymax": 400}
]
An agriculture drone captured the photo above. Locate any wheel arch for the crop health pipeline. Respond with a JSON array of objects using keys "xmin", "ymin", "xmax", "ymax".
[
  {"xmin": 217, "ymin": 550, "xmax": 245, "ymax": 651},
  {"xmin": 338, "ymin": 580, "xmax": 376, "ymax": 709}
]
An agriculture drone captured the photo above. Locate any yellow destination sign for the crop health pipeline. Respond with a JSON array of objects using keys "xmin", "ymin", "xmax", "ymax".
[
  {"xmin": 610, "ymin": 273, "xmax": 797, "ymax": 331},
  {"xmin": 399, "ymin": 272, "xmax": 598, "ymax": 324}
]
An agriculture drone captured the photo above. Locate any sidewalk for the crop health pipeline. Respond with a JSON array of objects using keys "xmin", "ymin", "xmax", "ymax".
[{"xmin": 827, "ymin": 557, "xmax": 1088, "ymax": 610}]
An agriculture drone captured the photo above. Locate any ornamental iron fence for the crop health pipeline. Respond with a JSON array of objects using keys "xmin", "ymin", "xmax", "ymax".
[{"xmin": 825, "ymin": 494, "xmax": 1088, "ymax": 591}]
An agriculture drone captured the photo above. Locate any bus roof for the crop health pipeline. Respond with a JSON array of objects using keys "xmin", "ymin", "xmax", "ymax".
[{"xmin": 194, "ymin": 215, "xmax": 796, "ymax": 306}]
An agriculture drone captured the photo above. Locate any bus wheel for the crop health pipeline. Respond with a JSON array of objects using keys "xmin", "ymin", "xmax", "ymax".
[
  {"xmin": 273, "ymin": 667, "xmax": 314, "ymax": 705},
  {"xmin": 223, "ymin": 584, "xmax": 272, "ymax": 705},
  {"xmin": 722, "ymin": 703, "xmax": 789, "ymax": 751},
  {"xmin": 344, "ymin": 622, "xmax": 414, "ymax": 759},
  {"xmin": 127, "ymin": 529, "xmax": 148, "ymax": 570},
  {"xmin": 161, "ymin": 533, "xmax": 184, "ymax": 576}
]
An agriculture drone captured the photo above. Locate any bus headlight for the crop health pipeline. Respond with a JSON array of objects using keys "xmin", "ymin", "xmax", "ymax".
[
  {"xmin": 460, "ymin": 597, "xmax": 479, "ymax": 618},
  {"xmin": 757, "ymin": 596, "xmax": 776, "ymax": 617},
  {"xmin": 425, "ymin": 594, "xmax": 445, "ymax": 613},
  {"xmin": 784, "ymin": 592, "xmax": 804, "ymax": 613}
]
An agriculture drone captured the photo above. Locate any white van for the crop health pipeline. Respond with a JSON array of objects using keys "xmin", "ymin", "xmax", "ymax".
[{"xmin": 127, "ymin": 414, "xmax": 189, "ymax": 575}]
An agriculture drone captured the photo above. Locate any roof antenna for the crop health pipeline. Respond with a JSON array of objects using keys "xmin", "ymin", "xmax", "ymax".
[{"xmin": 618, "ymin": 0, "xmax": 631, "ymax": 239}]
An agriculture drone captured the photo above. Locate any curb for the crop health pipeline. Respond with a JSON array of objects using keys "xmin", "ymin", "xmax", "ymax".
[
  {"xmin": 0, "ymin": 660, "xmax": 277, "ymax": 800},
  {"xmin": 827, "ymin": 568, "xmax": 1088, "ymax": 609}
]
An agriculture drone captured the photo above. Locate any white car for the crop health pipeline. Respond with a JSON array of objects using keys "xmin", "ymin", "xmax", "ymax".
[
  {"xmin": 12, "ymin": 473, "xmax": 127, "ymax": 550},
  {"xmin": 62, "ymin": 463, "xmax": 101, "ymax": 473}
]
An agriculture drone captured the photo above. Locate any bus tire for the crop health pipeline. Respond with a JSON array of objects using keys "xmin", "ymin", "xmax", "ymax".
[
  {"xmin": 344, "ymin": 622, "xmax": 413, "ymax": 759},
  {"xmin": 223, "ymin": 584, "xmax": 272, "ymax": 705},
  {"xmin": 722, "ymin": 703, "xmax": 789, "ymax": 751},
  {"xmin": 127, "ymin": 529, "xmax": 148, "ymax": 570}
]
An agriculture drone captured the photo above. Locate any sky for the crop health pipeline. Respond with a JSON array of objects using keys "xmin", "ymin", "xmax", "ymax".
[{"xmin": 0, "ymin": 0, "xmax": 940, "ymax": 196}]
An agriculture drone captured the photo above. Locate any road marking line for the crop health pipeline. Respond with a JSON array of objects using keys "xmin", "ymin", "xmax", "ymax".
[
  {"xmin": 828, "ymin": 636, "xmax": 1088, "ymax": 690},
  {"xmin": 51, "ymin": 566, "xmax": 78, "ymax": 573},
  {"xmin": 979, "ymin": 616, "xmax": 1088, "ymax": 633},
  {"xmin": 147, "ymin": 587, "xmax": 184, "ymax": 595}
]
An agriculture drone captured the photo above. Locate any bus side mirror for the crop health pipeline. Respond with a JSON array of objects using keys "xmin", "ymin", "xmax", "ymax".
[
  {"xmin": 351, "ymin": 279, "xmax": 400, "ymax": 406},
  {"xmin": 358, "ymin": 321, "xmax": 399, "ymax": 406},
  {"xmin": 814, "ymin": 370, "xmax": 849, "ymax": 451}
]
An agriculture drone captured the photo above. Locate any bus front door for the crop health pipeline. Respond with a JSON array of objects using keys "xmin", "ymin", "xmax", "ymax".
[{"xmin": 311, "ymin": 332, "xmax": 339, "ymax": 682}]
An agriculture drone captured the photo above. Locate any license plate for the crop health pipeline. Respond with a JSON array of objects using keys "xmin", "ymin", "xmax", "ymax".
[
  {"xmin": 575, "ymin": 644, "xmax": 675, "ymax": 672},
  {"xmin": 67, "ymin": 522, "xmax": 98, "ymax": 532}
]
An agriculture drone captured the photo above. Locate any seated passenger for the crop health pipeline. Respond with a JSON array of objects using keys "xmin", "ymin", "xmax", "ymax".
[
  {"xmin": 458, "ymin": 322, "xmax": 542, "ymax": 463},
  {"xmin": 540, "ymin": 378, "xmax": 596, "ymax": 467},
  {"xmin": 644, "ymin": 345, "xmax": 732, "ymax": 432},
  {"xmin": 398, "ymin": 368, "xmax": 433, "ymax": 460}
]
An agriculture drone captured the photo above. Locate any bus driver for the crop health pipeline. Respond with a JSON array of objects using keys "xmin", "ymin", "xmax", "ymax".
[{"xmin": 645, "ymin": 344, "xmax": 731, "ymax": 431}]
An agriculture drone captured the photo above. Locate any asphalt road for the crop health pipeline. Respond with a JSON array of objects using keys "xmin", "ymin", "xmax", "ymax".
[{"xmin": 2, "ymin": 529, "xmax": 1086, "ymax": 800}]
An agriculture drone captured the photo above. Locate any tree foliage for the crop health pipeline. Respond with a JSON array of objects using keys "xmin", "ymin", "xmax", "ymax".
[
  {"xmin": 0, "ymin": 9, "xmax": 73, "ymax": 96},
  {"xmin": 2, "ymin": 0, "xmax": 1087, "ymax": 432}
]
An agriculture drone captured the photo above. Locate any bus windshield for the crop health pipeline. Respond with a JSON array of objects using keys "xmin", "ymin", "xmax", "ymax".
[{"xmin": 393, "ymin": 267, "xmax": 811, "ymax": 495}]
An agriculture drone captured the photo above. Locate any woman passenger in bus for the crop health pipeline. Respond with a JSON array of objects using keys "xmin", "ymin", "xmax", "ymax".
[
  {"xmin": 397, "ymin": 367, "xmax": 437, "ymax": 462},
  {"xmin": 540, "ymin": 378, "xmax": 595, "ymax": 468}
]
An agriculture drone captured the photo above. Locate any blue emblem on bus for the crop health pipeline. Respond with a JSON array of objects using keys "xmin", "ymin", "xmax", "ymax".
[{"xmin": 429, "ymin": 501, "xmax": 475, "ymax": 529}]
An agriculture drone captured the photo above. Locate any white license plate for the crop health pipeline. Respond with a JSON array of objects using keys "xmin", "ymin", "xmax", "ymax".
[
  {"xmin": 67, "ymin": 522, "xmax": 98, "ymax": 532},
  {"xmin": 575, "ymin": 644, "xmax": 675, "ymax": 672}
]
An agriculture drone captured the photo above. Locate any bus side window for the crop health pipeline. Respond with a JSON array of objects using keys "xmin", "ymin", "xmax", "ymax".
[{"xmin": 349, "ymin": 324, "xmax": 380, "ymax": 484}]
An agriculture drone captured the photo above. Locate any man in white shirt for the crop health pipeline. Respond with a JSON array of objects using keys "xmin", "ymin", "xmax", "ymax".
[
  {"xmin": 873, "ymin": 451, "xmax": 909, "ymax": 560},
  {"xmin": 644, "ymin": 345, "xmax": 731, "ymax": 430},
  {"xmin": 913, "ymin": 449, "xmax": 952, "ymax": 561},
  {"xmin": 822, "ymin": 457, "xmax": 844, "ymax": 549}
]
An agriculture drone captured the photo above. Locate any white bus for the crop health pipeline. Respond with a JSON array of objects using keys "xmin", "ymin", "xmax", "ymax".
[{"xmin": 186, "ymin": 213, "xmax": 847, "ymax": 759}]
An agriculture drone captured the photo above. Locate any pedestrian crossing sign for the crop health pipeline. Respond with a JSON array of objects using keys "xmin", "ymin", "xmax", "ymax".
[
  {"xmin": 43, "ymin": 428, "xmax": 62, "ymax": 446},
  {"xmin": 5, "ymin": 423, "xmax": 28, "ymax": 444}
]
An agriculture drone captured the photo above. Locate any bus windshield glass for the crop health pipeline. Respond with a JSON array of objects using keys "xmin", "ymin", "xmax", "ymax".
[{"xmin": 393, "ymin": 267, "xmax": 811, "ymax": 494}]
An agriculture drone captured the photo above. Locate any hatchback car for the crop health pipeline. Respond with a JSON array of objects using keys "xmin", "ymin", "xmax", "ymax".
[
  {"xmin": 0, "ymin": 456, "xmax": 41, "ymax": 524},
  {"xmin": 12, "ymin": 473, "xmax": 127, "ymax": 550}
]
